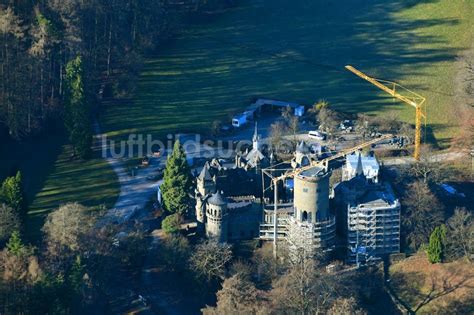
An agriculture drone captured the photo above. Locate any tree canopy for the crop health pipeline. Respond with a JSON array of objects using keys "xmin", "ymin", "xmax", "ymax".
[
  {"xmin": 0, "ymin": 171, "xmax": 26, "ymax": 219},
  {"xmin": 426, "ymin": 225, "xmax": 447, "ymax": 264},
  {"xmin": 65, "ymin": 55, "xmax": 92, "ymax": 159},
  {"xmin": 0, "ymin": 204, "xmax": 21, "ymax": 244},
  {"xmin": 160, "ymin": 140, "xmax": 192, "ymax": 215}
]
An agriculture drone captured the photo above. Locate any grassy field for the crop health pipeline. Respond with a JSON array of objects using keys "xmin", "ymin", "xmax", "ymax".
[
  {"xmin": 103, "ymin": 0, "xmax": 474, "ymax": 148},
  {"xmin": 1, "ymin": 135, "xmax": 119, "ymax": 241},
  {"xmin": 390, "ymin": 253, "xmax": 474, "ymax": 314}
]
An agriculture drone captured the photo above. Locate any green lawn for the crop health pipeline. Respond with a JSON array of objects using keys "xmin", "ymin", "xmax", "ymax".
[
  {"xmin": 103, "ymin": 0, "xmax": 474, "ymax": 148},
  {"xmin": 1, "ymin": 135, "xmax": 119, "ymax": 241}
]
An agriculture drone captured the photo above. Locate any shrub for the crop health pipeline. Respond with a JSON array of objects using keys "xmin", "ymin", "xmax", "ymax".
[{"xmin": 162, "ymin": 213, "xmax": 182, "ymax": 235}]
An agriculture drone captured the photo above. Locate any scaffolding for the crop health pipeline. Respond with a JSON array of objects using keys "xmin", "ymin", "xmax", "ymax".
[{"xmin": 347, "ymin": 194, "xmax": 400, "ymax": 265}]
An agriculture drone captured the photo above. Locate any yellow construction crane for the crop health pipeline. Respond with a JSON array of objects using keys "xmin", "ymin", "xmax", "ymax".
[
  {"xmin": 262, "ymin": 134, "xmax": 394, "ymax": 257},
  {"xmin": 345, "ymin": 65, "xmax": 426, "ymax": 161}
]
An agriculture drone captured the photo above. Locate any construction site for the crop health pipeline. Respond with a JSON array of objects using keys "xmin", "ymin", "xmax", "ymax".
[{"xmin": 193, "ymin": 66, "xmax": 427, "ymax": 265}]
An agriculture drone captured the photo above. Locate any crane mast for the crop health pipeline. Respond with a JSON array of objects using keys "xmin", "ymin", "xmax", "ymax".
[{"xmin": 345, "ymin": 65, "xmax": 426, "ymax": 161}]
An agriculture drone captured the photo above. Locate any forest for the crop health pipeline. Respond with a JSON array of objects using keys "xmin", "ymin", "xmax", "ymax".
[{"xmin": 0, "ymin": 0, "xmax": 234, "ymax": 144}]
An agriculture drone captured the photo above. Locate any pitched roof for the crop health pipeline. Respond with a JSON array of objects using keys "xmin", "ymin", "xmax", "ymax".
[
  {"xmin": 296, "ymin": 141, "xmax": 309, "ymax": 154},
  {"xmin": 198, "ymin": 162, "xmax": 212, "ymax": 181},
  {"xmin": 208, "ymin": 191, "xmax": 227, "ymax": 206}
]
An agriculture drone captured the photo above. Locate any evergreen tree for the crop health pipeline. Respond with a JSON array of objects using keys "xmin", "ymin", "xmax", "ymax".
[
  {"xmin": 160, "ymin": 140, "xmax": 192, "ymax": 215},
  {"xmin": 427, "ymin": 225, "xmax": 447, "ymax": 264},
  {"xmin": 162, "ymin": 213, "xmax": 182, "ymax": 234},
  {"xmin": 68, "ymin": 255, "xmax": 85, "ymax": 293},
  {"xmin": 65, "ymin": 55, "xmax": 92, "ymax": 159},
  {"xmin": 6, "ymin": 230, "xmax": 25, "ymax": 256},
  {"xmin": 1, "ymin": 171, "xmax": 26, "ymax": 218}
]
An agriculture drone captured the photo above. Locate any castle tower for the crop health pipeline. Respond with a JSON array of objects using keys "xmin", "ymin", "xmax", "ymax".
[
  {"xmin": 205, "ymin": 191, "xmax": 229, "ymax": 242},
  {"xmin": 195, "ymin": 162, "xmax": 216, "ymax": 232},
  {"xmin": 197, "ymin": 162, "xmax": 215, "ymax": 196},
  {"xmin": 294, "ymin": 166, "xmax": 330, "ymax": 223},
  {"xmin": 287, "ymin": 166, "xmax": 335, "ymax": 261},
  {"xmin": 292, "ymin": 141, "xmax": 311, "ymax": 168}
]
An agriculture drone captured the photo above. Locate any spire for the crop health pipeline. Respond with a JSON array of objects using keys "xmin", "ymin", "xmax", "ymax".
[
  {"xmin": 296, "ymin": 141, "xmax": 309, "ymax": 153},
  {"xmin": 252, "ymin": 122, "xmax": 260, "ymax": 150},
  {"xmin": 198, "ymin": 162, "xmax": 212, "ymax": 181},
  {"xmin": 356, "ymin": 152, "xmax": 364, "ymax": 176}
]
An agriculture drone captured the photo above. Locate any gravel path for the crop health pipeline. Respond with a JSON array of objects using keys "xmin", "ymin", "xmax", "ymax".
[{"xmin": 93, "ymin": 121, "xmax": 165, "ymax": 225}]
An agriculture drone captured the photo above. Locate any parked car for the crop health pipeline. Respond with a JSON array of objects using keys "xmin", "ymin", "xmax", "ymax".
[
  {"xmin": 308, "ymin": 130, "xmax": 325, "ymax": 140},
  {"xmin": 232, "ymin": 114, "xmax": 248, "ymax": 127}
]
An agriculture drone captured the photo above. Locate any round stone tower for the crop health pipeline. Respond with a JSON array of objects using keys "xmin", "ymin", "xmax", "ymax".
[
  {"xmin": 205, "ymin": 191, "xmax": 228, "ymax": 242},
  {"xmin": 288, "ymin": 166, "xmax": 335, "ymax": 257},
  {"xmin": 294, "ymin": 166, "xmax": 330, "ymax": 223}
]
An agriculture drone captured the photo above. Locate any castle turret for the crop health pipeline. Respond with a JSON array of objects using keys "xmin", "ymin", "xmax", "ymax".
[
  {"xmin": 195, "ymin": 162, "xmax": 216, "ymax": 233},
  {"xmin": 205, "ymin": 191, "xmax": 229, "ymax": 242},
  {"xmin": 292, "ymin": 141, "xmax": 311, "ymax": 168}
]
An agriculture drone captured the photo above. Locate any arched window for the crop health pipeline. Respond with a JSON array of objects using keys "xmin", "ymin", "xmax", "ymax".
[{"xmin": 302, "ymin": 211, "xmax": 308, "ymax": 221}]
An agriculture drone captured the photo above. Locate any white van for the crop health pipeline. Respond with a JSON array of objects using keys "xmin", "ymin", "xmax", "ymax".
[
  {"xmin": 232, "ymin": 114, "xmax": 247, "ymax": 128},
  {"xmin": 308, "ymin": 130, "xmax": 325, "ymax": 140}
]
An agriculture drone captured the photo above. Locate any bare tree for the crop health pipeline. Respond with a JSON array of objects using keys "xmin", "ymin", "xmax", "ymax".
[
  {"xmin": 42, "ymin": 203, "xmax": 97, "ymax": 274},
  {"xmin": 318, "ymin": 107, "xmax": 339, "ymax": 139},
  {"xmin": 445, "ymin": 207, "xmax": 473, "ymax": 262},
  {"xmin": 377, "ymin": 111, "xmax": 401, "ymax": 133},
  {"xmin": 270, "ymin": 258, "xmax": 337, "ymax": 314},
  {"xmin": 450, "ymin": 106, "xmax": 474, "ymax": 151},
  {"xmin": 202, "ymin": 274, "xmax": 266, "ymax": 315},
  {"xmin": 0, "ymin": 203, "xmax": 20, "ymax": 244},
  {"xmin": 308, "ymin": 99, "xmax": 329, "ymax": 124},
  {"xmin": 409, "ymin": 145, "xmax": 442, "ymax": 183},
  {"xmin": 355, "ymin": 114, "xmax": 370, "ymax": 139},
  {"xmin": 328, "ymin": 297, "xmax": 366, "ymax": 315},
  {"xmin": 269, "ymin": 121, "xmax": 286, "ymax": 156},
  {"xmin": 189, "ymin": 240, "xmax": 232, "ymax": 282},
  {"xmin": 402, "ymin": 181, "xmax": 444, "ymax": 250},
  {"xmin": 281, "ymin": 105, "xmax": 293, "ymax": 122},
  {"xmin": 251, "ymin": 244, "xmax": 283, "ymax": 288},
  {"xmin": 288, "ymin": 115, "xmax": 300, "ymax": 146}
]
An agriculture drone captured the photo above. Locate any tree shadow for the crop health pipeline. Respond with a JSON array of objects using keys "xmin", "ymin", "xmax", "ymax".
[
  {"xmin": 104, "ymin": 0, "xmax": 467, "ymax": 148},
  {"xmin": 390, "ymin": 268, "xmax": 474, "ymax": 314}
]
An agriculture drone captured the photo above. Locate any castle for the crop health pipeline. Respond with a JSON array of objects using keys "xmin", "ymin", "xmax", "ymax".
[
  {"xmin": 193, "ymin": 124, "xmax": 400, "ymax": 264},
  {"xmin": 194, "ymin": 124, "xmax": 266, "ymax": 242}
]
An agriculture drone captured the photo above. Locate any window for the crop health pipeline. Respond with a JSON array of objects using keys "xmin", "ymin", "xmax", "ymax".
[
  {"xmin": 302, "ymin": 211, "xmax": 308, "ymax": 221},
  {"xmin": 303, "ymin": 188, "xmax": 308, "ymax": 193}
]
